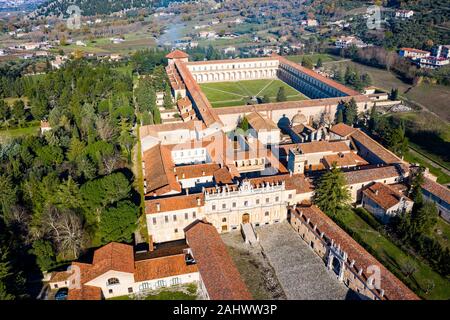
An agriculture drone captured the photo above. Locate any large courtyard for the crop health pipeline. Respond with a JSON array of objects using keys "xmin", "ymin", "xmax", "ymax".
[
  {"xmin": 199, "ymin": 79, "xmax": 309, "ymax": 108},
  {"xmin": 222, "ymin": 222, "xmax": 355, "ymax": 300}
]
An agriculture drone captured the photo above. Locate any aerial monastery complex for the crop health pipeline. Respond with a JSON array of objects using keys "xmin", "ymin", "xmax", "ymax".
[{"xmin": 61, "ymin": 50, "xmax": 449, "ymax": 301}]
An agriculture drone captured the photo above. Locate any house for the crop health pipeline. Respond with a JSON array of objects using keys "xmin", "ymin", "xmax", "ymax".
[
  {"xmin": 40, "ymin": 121, "xmax": 52, "ymax": 134},
  {"xmin": 418, "ymin": 56, "xmax": 450, "ymax": 69},
  {"xmin": 65, "ymin": 242, "xmax": 199, "ymax": 300},
  {"xmin": 362, "ymin": 182, "xmax": 414, "ymax": 223},
  {"xmin": 395, "ymin": 10, "xmax": 414, "ymax": 19},
  {"xmin": 399, "ymin": 48, "xmax": 431, "ymax": 60},
  {"xmin": 335, "ymin": 36, "xmax": 367, "ymax": 49},
  {"xmin": 432, "ymin": 45, "xmax": 450, "ymax": 59},
  {"xmin": 421, "ymin": 178, "xmax": 450, "ymax": 223}
]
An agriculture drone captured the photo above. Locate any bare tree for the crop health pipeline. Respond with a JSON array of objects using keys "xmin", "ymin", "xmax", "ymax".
[
  {"xmin": 401, "ymin": 261, "xmax": 417, "ymax": 279},
  {"xmin": 96, "ymin": 116, "xmax": 117, "ymax": 142},
  {"xmin": 101, "ymin": 152, "xmax": 121, "ymax": 175},
  {"xmin": 424, "ymin": 280, "xmax": 435, "ymax": 295},
  {"xmin": 44, "ymin": 206, "xmax": 84, "ymax": 260}
]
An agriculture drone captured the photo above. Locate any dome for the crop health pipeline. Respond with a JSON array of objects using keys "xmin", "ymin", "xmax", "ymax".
[{"xmin": 291, "ymin": 112, "xmax": 307, "ymax": 126}]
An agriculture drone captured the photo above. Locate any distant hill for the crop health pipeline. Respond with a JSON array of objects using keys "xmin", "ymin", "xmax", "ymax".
[{"xmin": 32, "ymin": 0, "xmax": 179, "ymax": 17}]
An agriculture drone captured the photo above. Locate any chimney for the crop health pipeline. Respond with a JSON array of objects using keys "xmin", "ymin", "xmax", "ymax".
[
  {"xmin": 156, "ymin": 203, "xmax": 161, "ymax": 212},
  {"xmin": 375, "ymin": 190, "xmax": 379, "ymax": 196},
  {"xmin": 196, "ymin": 197, "xmax": 201, "ymax": 206}
]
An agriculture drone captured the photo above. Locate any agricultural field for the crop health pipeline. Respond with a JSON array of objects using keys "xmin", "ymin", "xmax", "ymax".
[{"xmin": 200, "ymin": 79, "xmax": 308, "ymax": 108}]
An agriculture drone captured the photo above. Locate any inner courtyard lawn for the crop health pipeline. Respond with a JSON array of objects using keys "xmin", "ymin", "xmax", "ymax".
[{"xmin": 199, "ymin": 79, "xmax": 309, "ymax": 108}]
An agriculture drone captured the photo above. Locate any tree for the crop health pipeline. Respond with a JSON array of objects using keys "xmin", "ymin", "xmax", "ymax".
[
  {"xmin": 336, "ymin": 109, "xmax": 344, "ymax": 123},
  {"xmin": 344, "ymin": 98, "xmax": 358, "ymax": 126},
  {"xmin": 409, "ymin": 166, "xmax": 425, "ymax": 206},
  {"xmin": 153, "ymin": 107, "xmax": 161, "ymax": 124},
  {"xmin": 411, "ymin": 201, "xmax": 438, "ymax": 235},
  {"xmin": 261, "ymin": 94, "xmax": 270, "ymax": 104},
  {"xmin": 316, "ymin": 57, "xmax": 323, "ymax": 68},
  {"xmin": 385, "ymin": 120, "xmax": 408, "ymax": 157},
  {"xmin": 11, "ymin": 100, "xmax": 25, "ymax": 121},
  {"xmin": 368, "ymin": 106, "xmax": 379, "ymax": 133},
  {"xmin": 0, "ymin": 100, "xmax": 9, "ymax": 122},
  {"xmin": 239, "ymin": 116, "xmax": 249, "ymax": 131},
  {"xmin": 401, "ymin": 261, "xmax": 417, "ymax": 278},
  {"xmin": 390, "ymin": 88, "xmax": 399, "ymax": 100},
  {"xmin": 276, "ymin": 87, "xmax": 287, "ymax": 102},
  {"xmin": 0, "ymin": 175, "xmax": 16, "ymax": 216},
  {"xmin": 98, "ymin": 201, "xmax": 138, "ymax": 245},
  {"xmin": 301, "ymin": 56, "xmax": 314, "ymax": 69},
  {"xmin": 31, "ymin": 240, "xmax": 56, "ymax": 272},
  {"xmin": 313, "ymin": 164, "xmax": 351, "ymax": 217},
  {"xmin": 163, "ymin": 85, "xmax": 173, "ymax": 109}
]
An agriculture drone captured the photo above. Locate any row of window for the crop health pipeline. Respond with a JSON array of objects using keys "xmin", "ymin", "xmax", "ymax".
[
  {"xmin": 153, "ymin": 212, "xmax": 197, "ymax": 225},
  {"xmin": 190, "ymin": 62, "xmax": 277, "ymax": 72},
  {"xmin": 211, "ymin": 196, "xmax": 286, "ymax": 211}
]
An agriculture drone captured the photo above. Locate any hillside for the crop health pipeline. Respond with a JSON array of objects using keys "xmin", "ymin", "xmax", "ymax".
[{"xmin": 33, "ymin": 0, "xmax": 178, "ymax": 17}]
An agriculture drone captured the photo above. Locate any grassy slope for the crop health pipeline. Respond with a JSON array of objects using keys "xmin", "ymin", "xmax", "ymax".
[
  {"xmin": 337, "ymin": 210, "xmax": 450, "ymax": 300},
  {"xmin": 286, "ymin": 53, "xmax": 342, "ymax": 64}
]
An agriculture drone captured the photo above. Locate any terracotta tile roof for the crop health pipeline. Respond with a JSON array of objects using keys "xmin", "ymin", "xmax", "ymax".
[
  {"xmin": 174, "ymin": 60, "xmax": 223, "ymax": 127},
  {"xmin": 362, "ymin": 182, "xmax": 412, "ymax": 210},
  {"xmin": 247, "ymin": 174, "xmax": 314, "ymax": 194},
  {"xmin": 343, "ymin": 165, "xmax": 402, "ymax": 185},
  {"xmin": 49, "ymin": 271, "xmax": 72, "ymax": 283},
  {"xmin": 350, "ymin": 130, "xmax": 403, "ymax": 165},
  {"xmin": 400, "ymin": 48, "xmax": 430, "ymax": 54},
  {"xmin": 330, "ymin": 123, "xmax": 358, "ymax": 138},
  {"xmin": 177, "ymin": 97, "xmax": 192, "ymax": 110},
  {"xmin": 246, "ymin": 111, "xmax": 278, "ymax": 131},
  {"xmin": 146, "ymin": 193, "xmax": 204, "ymax": 214},
  {"xmin": 213, "ymin": 167, "xmax": 234, "ymax": 185},
  {"xmin": 422, "ymin": 178, "xmax": 450, "ymax": 204},
  {"xmin": 298, "ymin": 140, "xmax": 351, "ymax": 154},
  {"xmin": 185, "ymin": 221, "xmax": 252, "ymax": 300},
  {"xmin": 166, "ymin": 50, "xmax": 189, "ymax": 59},
  {"xmin": 174, "ymin": 163, "xmax": 221, "ymax": 180},
  {"xmin": 275, "ymin": 54, "xmax": 361, "ymax": 96},
  {"xmin": 143, "ymin": 144, "xmax": 181, "ymax": 196},
  {"xmin": 323, "ymin": 152, "xmax": 369, "ymax": 167},
  {"xmin": 92, "ymin": 243, "xmax": 135, "ymax": 275},
  {"xmin": 68, "ymin": 285, "xmax": 102, "ymax": 300},
  {"xmin": 293, "ymin": 205, "xmax": 419, "ymax": 300},
  {"xmin": 134, "ymin": 254, "xmax": 198, "ymax": 282},
  {"xmin": 213, "ymin": 95, "xmax": 370, "ymax": 115}
]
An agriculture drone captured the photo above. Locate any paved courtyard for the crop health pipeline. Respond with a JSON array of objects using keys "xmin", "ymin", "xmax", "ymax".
[{"xmin": 222, "ymin": 221, "xmax": 352, "ymax": 300}]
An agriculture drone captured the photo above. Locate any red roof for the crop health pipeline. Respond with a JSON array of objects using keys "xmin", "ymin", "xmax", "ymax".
[
  {"xmin": 185, "ymin": 221, "xmax": 252, "ymax": 300},
  {"xmin": 362, "ymin": 182, "xmax": 412, "ymax": 210},
  {"xmin": 166, "ymin": 50, "xmax": 189, "ymax": 59},
  {"xmin": 92, "ymin": 242, "xmax": 135, "ymax": 275},
  {"xmin": 293, "ymin": 205, "xmax": 419, "ymax": 300},
  {"xmin": 330, "ymin": 123, "xmax": 358, "ymax": 138}
]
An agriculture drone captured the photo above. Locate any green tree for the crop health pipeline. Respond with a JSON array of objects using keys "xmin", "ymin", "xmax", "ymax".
[
  {"xmin": 31, "ymin": 240, "xmax": 56, "ymax": 272},
  {"xmin": 98, "ymin": 200, "xmax": 138, "ymax": 244},
  {"xmin": 316, "ymin": 57, "xmax": 323, "ymax": 68},
  {"xmin": 153, "ymin": 107, "xmax": 161, "ymax": 124},
  {"xmin": 11, "ymin": 100, "xmax": 25, "ymax": 121},
  {"xmin": 344, "ymin": 98, "xmax": 358, "ymax": 126},
  {"xmin": 261, "ymin": 94, "xmax": 271, "ymax": 103},
  {"xmin": 0, "ymin": 175, "xmax": 16, "ymax": 215},
  {"xmin": 163, "ymin": 85, "xmax": 173, "ymax": 109},
  {"xmin": 301, "ymin": 56, "xmax": 314, "ymax": 69},
  {"xmin": 411, "ymin": 201, "xmax": 438, "ymax": 235},
  {"xmin": 390, "ymin": 88, "xmax": 399, "ymax": 100},
  {"xmin": 368, "ymin": 106, "xmax": 379, "ymax": 133},
  {"xmin": 0, "ymin": 100, "xmax": 9, "ymax": 122},
  {"xmin": 276, "ymin": 87, "xmax": 287, "ymax": 102},
  {"xmin": 336, "ymin": 109, "xmax": 344, "ymax": 123},
  {"xmin": 239, "ymin": 116, "xmax": 249, "ymax": 131},
  {"xmin": 385, "ymin": 120, "xmax": 408, "ymax": 157},
  {"xmin": 313, "ymin": 164, "xmax": 351, "ymax": 217}
]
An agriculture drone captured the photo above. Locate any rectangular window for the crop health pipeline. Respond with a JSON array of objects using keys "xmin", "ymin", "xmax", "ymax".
[
  {"xmin": 256, "ymin": 199, "xmax": 260, "ymax": 205},
  {"xmin": 232, "ymin": 202, "xmax": 236, "ymax": 208},
  {"xmin": 174, "ymin": 228, "xmax": 178, "ymax": 233},
  {"xmin": 212, "ymin": 205, "xmax": 216, "ymax": 210},
  {"xmin": 173, "ymin": 215, "xmax": 177, "ymax": 221},
  {"xmin": 165, "ymin": 216, "xmax": 169, "ymax": 223},
  {"xmin": 192, "ymin": 212, "xmax": 196, "ymax": 219},
  {"xmin": 185, "ymin": 213, "xmax": 188, "ymax": 220},
  {"xmin": 275, "ymin": 196, "xmax": 279, "ymax": 202},
  {"xmin": 222, "ymin": 204, "xmax": 226, "ymax": 209},
  {"xmin": 266, "ymin": 198, "xmax": 270, "ymax": 203},
  {"xmin": 128, "ymin": 287, "xmax": 133, "ymax": 293}
]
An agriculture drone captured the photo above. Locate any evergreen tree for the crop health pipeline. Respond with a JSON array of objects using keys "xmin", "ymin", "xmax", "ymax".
[
  {"xmin": 336, "ymin": 109, "xmax": 344, "ymax": 123},
  {"xmin": 316, "ymin": 57, "xmax": 323, "ymax": 68},
  {"xmin": 163, "ymin": 85, "xmax": 173, "ymax": 109},
  {"xmin": 390, "ymin": 88, "xmax": 399, "ymax": 100},
  {"xmin": 276, "ymin": 87, "xmax": 287, "ymax": 102},
  {"xmin": 239, "ymin": 116, "xmax": 249, "ymax": 131},
  {"xmin": 98, "ymin": 201, "xmax": 138, "ymax": 245},
  {"xmin": 368, "ymin": 106, "xmax": 379, "ymax": 133},
  {"xmin": 313, "ymin": 164, "xmax": 351, "ymax": 217},
  {"xmin": 301, "ymin": 56, "xmax": 314, "ymax": 69},
  {"xmin": 261, "ymin": 94, "xmax": 271, "ymax": 104},
  {"xmin": 153, "ymin": 107, "xmax": 161, "ymax": 124},
  {"xmin": 344, "ymin": 98, "xmax": 358, "ymax": 126},
  {"xmin": 411, "ymin": 201, "xmax": 438, "ymax": 235}
]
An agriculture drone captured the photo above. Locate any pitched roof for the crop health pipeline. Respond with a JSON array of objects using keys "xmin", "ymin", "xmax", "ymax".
[
  {"xmin": 185, "ymin": 221, "xmax": 252, "ymax": 300},
  {"xmin": 293, "ymin": 205, "xmax": 419, "ymax": 300},
  {"xmin": 323, "ymin": 152, "xmax": 369, "ymax": 168},
  {"xmin": 166, "ymin": 50, "xmax": 189, "ymax": 59},
  {"xmin": 174, "ymin": 163, "xmax": 221, "ymax": 180},
  {"xmin": 298, "ymin": 140, "xmax": 350, "ymax": 154},
  {"xmin": 68, "ymin": 285, "xmax": 102, "ymax": 300},
  {"xmin": 92, "ymin": 242, "xmax": 135, "ymax": 275},
  {"xmin": 343, "ymin": 165, "xmax": 402, "ymax": 185},
  {"xmin": 349, "ymin": 130, "xmax": 403, "ymax": 165},
  {"xmin": 422, "ymin": 178, "xmax": 450, "ymax": 204},
  {"xmin": 134, "ymin": 254, "xmax": 198, "ymax": 282},
  {"xmin": 246, "ymin": 111, "xmax": 278, "ymax": 131},
  {"xmin": 146, "ymin": 193, "xmax": 204, "ymax": 214},
  {"xmin": 362, "ymin": 182, "xmax": 411, "ymax": 210},
  {"xmin": 330, "ymin": 123, "xmax": 358, "ymax": 138},
  {"xmin": 49, "ymin": 271, "xmax": 72, "ymax": 283}
]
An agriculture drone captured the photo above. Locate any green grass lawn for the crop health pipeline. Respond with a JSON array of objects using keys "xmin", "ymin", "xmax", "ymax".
[
  {"xmin": 286, "ymin": 53, "xmax": 342, "ymax": 64},
  {"xmin": 337, "ymin": 210, "xmax": 450, "ymax": 300},
  {"xmin": 0, "ymin": 125, "xmax": 40, "ymax": 142},
  {"xmin": 200, "ymin": 79, "xmax": 309, "ymax": 108},
  {"xmin": 434, "ymin": 218, "xmax": 450, "ymax": 250},
  {"xmin": 109, "ymin": 284, "xmax": 198, "ymax": 300},
  {"xmin": 404, "ymin": 150, "xmax": 450, "ymax": 185}
]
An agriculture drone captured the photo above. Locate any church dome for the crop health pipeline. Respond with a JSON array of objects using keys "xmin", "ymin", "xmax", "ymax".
[{"xmin": 291, "ymin": 112, "xmax": 307, "ymax": 126}]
